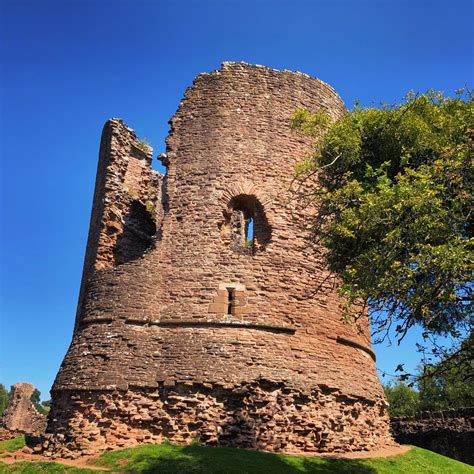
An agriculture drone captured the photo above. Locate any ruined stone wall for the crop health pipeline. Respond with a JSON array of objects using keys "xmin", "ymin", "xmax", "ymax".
[
  {"xmin": 47, "ymin": 62, "xmax": 392, "ymax": 457},
  {"xmin": 391, "ymin": 409, "xmax": 474, "ymax": 465},
  {"xmin": 75, "ymin": 119, "xmax": 163, "ymax": 325},
  {"xmin": 1, "ymin": 383, "xmax": 46, "ymax": 435}
]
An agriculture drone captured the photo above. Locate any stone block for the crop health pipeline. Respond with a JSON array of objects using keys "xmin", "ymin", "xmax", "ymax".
[{"xmin": 208, "ymin": 303, "xmax": 227, "ymax": 314}]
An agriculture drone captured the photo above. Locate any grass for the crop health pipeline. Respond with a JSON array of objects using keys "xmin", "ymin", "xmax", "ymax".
[
  {"xmin": 94, "ymin": 443, "xmax": 473, "ymax": 473},
  {"xmin": 0, "ymin": 438, "xmax": 472, "ymax": 473},
  {"xmin": 0, "ymin": 438, "xmax": 25, "ymax": 454},
  {"xmin": 0, "ymin": 462, "xmax": 98, "ymax": 473}
]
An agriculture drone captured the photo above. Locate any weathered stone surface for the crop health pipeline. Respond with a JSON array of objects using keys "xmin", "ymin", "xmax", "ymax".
[
  {"xmin": 391, "ymin": 408, "xmax": 474, "ymax": 465},
  {"xmin": 1, "ymin": 383, "xmax": 46, "ymax": 435},
  {"xmin": 46, "ymin": 62, "xmax": 393, "ymax": 456},
  {"xmin": 0, "ymin": 427, "xmax": 22, "ymax": 441},
  {"xmin": 43, "ymin": 382, "xmax": 391, "ymax": 458}
]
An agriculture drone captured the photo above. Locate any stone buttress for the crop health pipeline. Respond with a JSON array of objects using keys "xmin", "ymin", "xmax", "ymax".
[{"xmin": 44, "ymin": 62, "xmax": 393, "ymax": 457}]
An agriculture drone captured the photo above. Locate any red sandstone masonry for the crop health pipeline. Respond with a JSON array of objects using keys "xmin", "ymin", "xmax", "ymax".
[
  {"xmin": 45, "ymin": 62, "xmax": 393, "ymax": 458},
  {"xmin": 43, "ymin": 383, "xmax": 389, "ymax": 457},
  {"xmin": 74, "ymin": 120, "xmax": 162, "ymax": 327},
  {"xmin": 1, "ymin": 383, "xmax": 46, "ymax": 436}
]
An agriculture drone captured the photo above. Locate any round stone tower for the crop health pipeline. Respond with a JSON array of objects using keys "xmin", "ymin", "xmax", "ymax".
[{"xmin": 45, "ymin": 62, "xmax": 392, "ymax": 457}]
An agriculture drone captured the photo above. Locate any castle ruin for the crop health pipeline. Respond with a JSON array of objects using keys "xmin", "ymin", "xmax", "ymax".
[
  {"xmin": 44, "ymin": 62, "xmax": 392, "ymax": 457},
  {"xmin": 1, "ymin": 383, "xmax": 46, "ymax": 438}
]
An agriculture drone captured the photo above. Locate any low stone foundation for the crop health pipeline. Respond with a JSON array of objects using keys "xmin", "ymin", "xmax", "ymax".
[{"xmin": 41, "ymin": 380, "xmax": 392, "ymax": 458}]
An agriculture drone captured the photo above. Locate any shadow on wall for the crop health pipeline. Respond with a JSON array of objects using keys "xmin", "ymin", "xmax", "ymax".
[
  {"xmin": 201, "ymin": 380, "xmax": 379, "ymax": 472},
  {"xmin": 390, "ymin": 409, "xmax": 474, "ymax": 465},
  {"xmin": 114, "ymin": 200, "xmax": 157, "ymax": 265},
  {"xmin": 110, "ymin": 443, "xmax": 377, "ymax": 474}
]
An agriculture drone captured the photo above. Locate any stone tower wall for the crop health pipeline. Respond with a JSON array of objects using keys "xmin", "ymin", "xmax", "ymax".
[{"xmin": 45, "ymin": 63, "xmax": 392, "ymax": 457}]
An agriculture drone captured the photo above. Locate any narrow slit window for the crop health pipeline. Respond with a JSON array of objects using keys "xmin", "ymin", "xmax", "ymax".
[
  {"xmin": 245, "ymin": 216, "xmax": 254, "ymax": 248},
  {"xmin": 227, "ymin": 288, "xmax": 235, "ymax": 315}
]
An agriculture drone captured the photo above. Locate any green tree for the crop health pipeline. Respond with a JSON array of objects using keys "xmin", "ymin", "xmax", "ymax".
[
  {"xmin": 291, "ymin": 90, "xmax": 473, "ymax": 375},
  {"xmin": 0, "ymin": 384, "xmax": 9, "ymax": 416},
  {"xmin": 30, "ymin": 388, "xmax": 49, "ymax": 416},
  {"xmin": 383, "ymin": 382, "xmax": 420, "ymax": 417},
  {"xmin": 30, "ymin": 388, "xmax": 41, "ymax": 405},
  {"xmin": 418, "ymin": 333, "xmax": 474, "ymax": 410},
  {"xmin": 40, "ymin": 399, "xmax": 51, "ymax": 414}
]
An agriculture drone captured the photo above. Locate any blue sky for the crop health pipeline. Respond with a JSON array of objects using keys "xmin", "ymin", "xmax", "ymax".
[{"xmin": 1, "ymin": 0, "xmax": 472, "ymax": 400}]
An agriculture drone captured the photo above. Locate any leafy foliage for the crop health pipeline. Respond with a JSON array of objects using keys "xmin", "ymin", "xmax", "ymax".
[
  {"xmin": 385, "ymin": 336, "xmax": 473, "ymax": 414},
  {"xmin": 418, "ymin": 333, "xmax": 474, "ymax": 410},
  {"xmin": 30, "ymin": 389, "xmax": 49, "ymax": 416},
  {"xmin": 0, "ymin": 384, "xmax": 9, "ymax": 416},
  {"xmin": 383, "ymin": 382, "xmax": 420, "ymax": 417},
  {"xmin": 30, "ymin": 388, "xmax": 41, "ymax": 405},
  {"xmin": 291, "ymin": 90, "xmax": 473, "ymax": 370}
]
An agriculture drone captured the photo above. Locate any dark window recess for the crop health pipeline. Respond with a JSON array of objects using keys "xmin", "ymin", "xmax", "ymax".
[
  {"xmin": 227, "ymin": 288, "xmax": 235, "ymax": 315},
  {"xmin": 114, "ymin": 200, "xmax": 156, "ymax": 265}
]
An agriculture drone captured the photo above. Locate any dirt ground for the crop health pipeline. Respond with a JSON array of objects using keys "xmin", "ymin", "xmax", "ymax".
[
  {"xmin": 318, "ymin": 444, "xmax": 411, "ymax": 459},
  {"xmin": 1, "ymin": 449, "xmax": 110, "ymax": 471}
]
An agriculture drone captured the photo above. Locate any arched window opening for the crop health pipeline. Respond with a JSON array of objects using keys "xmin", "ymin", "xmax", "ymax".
[{"xmin": 223, "ymin": 194, "xmax": 271, "ymax": 254}]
